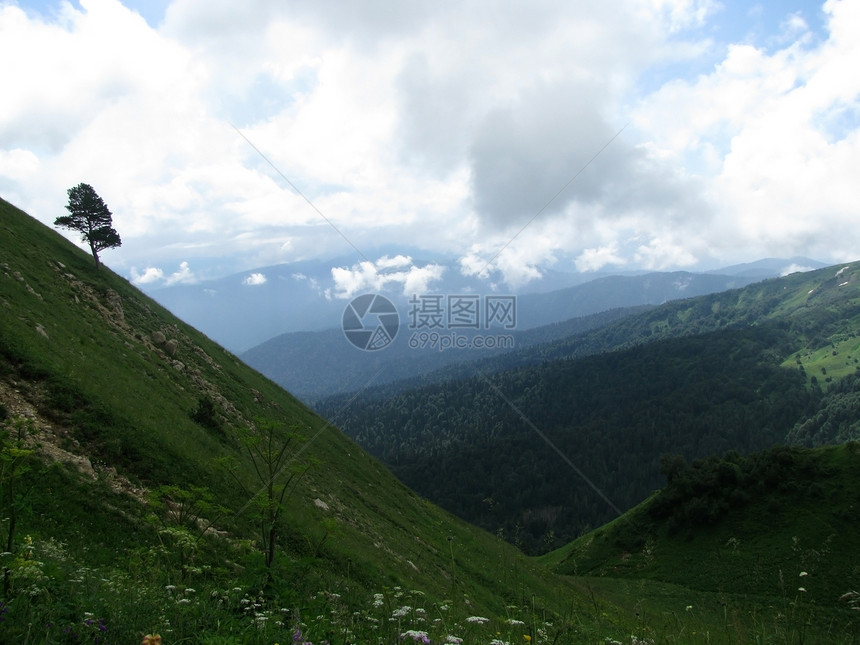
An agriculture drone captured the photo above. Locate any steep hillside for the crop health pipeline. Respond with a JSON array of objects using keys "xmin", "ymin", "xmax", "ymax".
[{"xmin": 0, "ymin": 197, "xmax": 589, "ymax": 642}]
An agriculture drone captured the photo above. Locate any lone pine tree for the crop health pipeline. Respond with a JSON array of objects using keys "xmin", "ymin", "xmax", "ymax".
[{"xmin": 54, "ymin": 183, "xmax": 122, "ymax": 269}]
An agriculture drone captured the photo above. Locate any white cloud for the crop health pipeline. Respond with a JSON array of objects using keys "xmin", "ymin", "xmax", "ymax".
[
  {"xmin": 330, "ymin": 256, "xmax": 445, "ymax": 299},
  {"xmin": 130, "ymin": 266, "xmax": 165, "ymax": 284},
  {"xmin": 165, "ymin": 261, "xmax": 195, "ymax": 285},
  {"xmin": 243, "ymin": 272, "xmax": 267, "ymax": 286},
  {"xmin": 575, "ymin": 245, "xmax": 627, "ymax": 273},
  {"xmin": 780, "ymin": 263, "xmax": 816, "ymax": 276},
  {"xmin": 1, "ymin": 0, "xmax": 859, "ymax": 289}
]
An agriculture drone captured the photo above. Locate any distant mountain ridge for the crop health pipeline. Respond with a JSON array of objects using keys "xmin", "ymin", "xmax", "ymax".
[
  {"xmin": 242, "ymin": 269, "xmax": 794, "ymax": 401},
  {"xmin": 147, "ymin": 252, "xmax": 823, "ymax": 352}
]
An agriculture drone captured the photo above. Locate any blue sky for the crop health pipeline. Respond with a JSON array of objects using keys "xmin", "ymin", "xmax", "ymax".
[{"xmin": 1, "ymin": 0, "xmax": 858, "ymax": 293}]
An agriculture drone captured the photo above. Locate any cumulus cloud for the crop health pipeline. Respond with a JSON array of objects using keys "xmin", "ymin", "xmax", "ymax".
[
  {"xmin": 637, "ymin": 0, "xmax": 860, "ymax": 265},
  {"xmin": 575, "ymin": 245, "xmax": 627, "ymax": 273},
  {"xmin": 130, "ymin": 266, "xmax": 165, "ymax": 285},
  {"xmin": 329, "ymin": 255, "xmax": 445, "ymax": 299},
  {"xmin": 2, "ymin": 0, "xmax": 859, "ymax": 288},
  {"xmin": 165, "ymin": 261, "xmax": 195, "ymax": 285},
  {"xmin": 243, "ymin": 272, "xmax": 267, "ymax": 286},
  {"xmin": 129, "ymin": 260, "xmax": 196, "ymax": 286}
]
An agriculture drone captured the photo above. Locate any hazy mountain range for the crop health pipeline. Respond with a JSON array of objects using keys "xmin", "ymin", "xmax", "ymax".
[{"xmin": 145, "ymin": 254, "xmax": 824, "ymax": 353}]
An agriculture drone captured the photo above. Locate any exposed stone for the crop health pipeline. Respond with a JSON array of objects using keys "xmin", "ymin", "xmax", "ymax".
[
  {"xmin": 105, "ymin": 289, "xmax": 124, "ymax": 321},
  {"xmin": 35, "ymin": 323, "xmax": 49, "ymax": 339},
  {"xmin": 164, "ymin": 338, "xmax": 179, "ymax": 356},
  {"xmin": 151, "ymin": 331, "xmax": 166, "ymax": 345}
]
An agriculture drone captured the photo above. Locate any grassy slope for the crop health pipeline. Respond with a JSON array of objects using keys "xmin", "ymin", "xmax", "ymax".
[
  {"xmin": 0, "ymin": 197, "xmax": 580, "ymax": 616},
  {"xmin": 4, "ymin": 196, "xmax": 859, "ymax": 643},
  {"xmin": 541, "ymin": 444, "xmax": 860, "ymax": 641}
]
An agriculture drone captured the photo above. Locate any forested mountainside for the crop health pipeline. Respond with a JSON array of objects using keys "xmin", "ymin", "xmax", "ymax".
[
  {"xmin": 243, "ymin": 305, "xmax": 649, "ymax": 402},
  {"xmin": 322, "ymin": 261, "xmax": 860, "ymax": 554},
  {"xmin": 326, "ymin": 325, "xmax": 816, "ymax": 553}
]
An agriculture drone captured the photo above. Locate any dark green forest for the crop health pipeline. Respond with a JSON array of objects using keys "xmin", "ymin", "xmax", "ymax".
[{"xmin": 326, "ymin": 325, "xmax": 823, "ymax": 554}]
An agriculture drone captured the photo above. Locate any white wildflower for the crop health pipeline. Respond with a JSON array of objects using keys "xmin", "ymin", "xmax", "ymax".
[{"xmin": 392, "ymin": 605, "xmax": 412, "ymax": 618}]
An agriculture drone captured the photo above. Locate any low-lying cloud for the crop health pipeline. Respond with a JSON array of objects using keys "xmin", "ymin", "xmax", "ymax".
[{"xmin": 329, "ymin": 255, "xmax": 445, "ymax": 299}]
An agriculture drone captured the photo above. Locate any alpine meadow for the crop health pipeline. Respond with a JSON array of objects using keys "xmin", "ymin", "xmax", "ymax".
[{"xmin": 2, "ymin": 194, "xmax": 860, "ymax": 645}]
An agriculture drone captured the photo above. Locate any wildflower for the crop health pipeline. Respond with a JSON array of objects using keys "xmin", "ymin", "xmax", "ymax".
[
  {"xmin": 392, "ymin": 606, "xmax": 412, "ymax": 618},
  {"xmin": 402, "ymin": 629, "xmax": 430, "ymax": 643},
  {"xmin": 506, "ymin": 619, "xmax": 525, "ymax": 626},
  {"xmin": 142, "ymin": 635, "xmax": 162, "ymax": 645},
  {"xmin": 466, "ymin": 616, "xmax": 490, "ymax": 624},
  {"xmin": 799, "ymin": 571, "xmax": 808, "ymax": 577},
  {"xmin": 445, "ymin": 636, "xmax": 463, "ymax": 644},
  {"xmin": 524, "ymin": 636, "xmax": 532, "ymax": 642},
  {"xmin": 685, "ymin": 605, "xmax": 693, "ymax": 612},
  {"xmin": 798, "ymin": 587, "xmax": 807, "ymax": 593},
  {"xmin": 164, "ymin": 585, "xmax": 176, "ymax": 591},
  {"xmin": 184, "ymin": 587, "xmax": 196, "ymax": 595}
]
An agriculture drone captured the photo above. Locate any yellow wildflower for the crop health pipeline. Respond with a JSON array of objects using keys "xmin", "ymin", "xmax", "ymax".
[{"xmin": 142, "ymin": 635, "xmax": 162, "ymax": 645}]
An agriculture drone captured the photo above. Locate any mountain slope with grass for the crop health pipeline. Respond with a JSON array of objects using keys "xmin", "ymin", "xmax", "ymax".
[
  {"xmin": 3, "ymin": 197, "xmax": 859, "ymax": 643},
  {"xmin": 0, "ymin": 197, "xmax": 602, "ymax": 643},
  {"xmin": 540, "ymin": 443, "xmax": 860, "ymax": 641}
]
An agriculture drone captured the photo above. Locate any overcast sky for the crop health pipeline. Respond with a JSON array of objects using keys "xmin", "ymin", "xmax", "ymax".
[{"xmin": 2, "ymin": 0, "xmax": 858, "ymax": 291}]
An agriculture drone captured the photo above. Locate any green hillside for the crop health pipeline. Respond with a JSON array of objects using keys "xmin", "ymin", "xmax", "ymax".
[
  {"xmin": 3, "ymin": 195, "xmax": 859, "ymax": 644},
  {"xmin": 542, "ymin": 443, "xmax": 860, "ymax": 642},
  {"xmin": 0, "ymin": 197, "xmax": 595, "ymax": 642}
]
